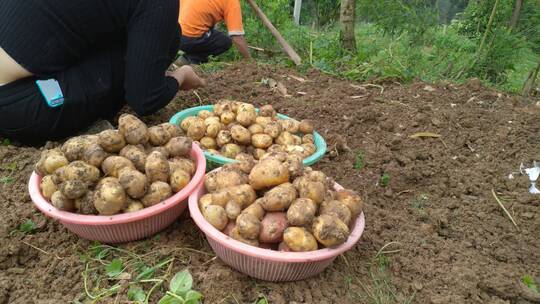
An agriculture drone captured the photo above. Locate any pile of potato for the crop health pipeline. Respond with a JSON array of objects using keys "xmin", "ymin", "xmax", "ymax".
[
  {"xmin": 36, "ymin": 114, "xmax": 196, "ymax": 215},
  {"xmin": 181, "ymin": 100, "xmax": 317, "ymax": 160},
  {"xmin": 198, "ymin": 152, "xmax": 364, "ymax": 252}
]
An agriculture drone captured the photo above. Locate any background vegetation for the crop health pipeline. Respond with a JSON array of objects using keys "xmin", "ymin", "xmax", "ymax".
[{"xmin": 211, "ymin": 0, "xmax": 539, "ymax": 94}]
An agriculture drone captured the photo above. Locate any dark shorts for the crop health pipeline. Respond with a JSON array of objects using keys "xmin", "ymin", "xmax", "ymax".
[{"xmin": 179, "ymin": 28, "xmax": 232, "ymax": 64}]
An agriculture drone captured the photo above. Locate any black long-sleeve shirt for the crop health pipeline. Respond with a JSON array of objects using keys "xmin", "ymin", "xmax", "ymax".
[{"xmin": 0, "ymin": 0, "xmax": 180, "ymax": 116}]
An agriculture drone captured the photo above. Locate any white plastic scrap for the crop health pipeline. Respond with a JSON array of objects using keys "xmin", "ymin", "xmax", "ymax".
[{"xmin": 521, "ymin": 161, "xmax": 540, "ymax": 194}]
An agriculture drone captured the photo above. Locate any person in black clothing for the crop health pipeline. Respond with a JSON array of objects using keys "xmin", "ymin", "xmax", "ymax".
[{"xmin": 0, "ymin": 0, "xmax": 206, "ymax": 146}]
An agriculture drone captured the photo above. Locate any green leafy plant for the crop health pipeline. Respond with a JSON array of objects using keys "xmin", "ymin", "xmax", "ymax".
[
  {"xmin": 353, "ymin": 151, "xmax": 365, "ymax": 170},
  {"xmin": 106, "ymin": 259, "xmax": 123, "ymax": 278},
  {"xmin": 14, "ymin": 219, "xmax": 37, "ymax": 235},
  {"xmin": 255, "ymin": 295, "xmax": 269, "ymax": 304},
  {"xmin": 128, "ymin": 286, "xmax": 147, "ymax": 302},
  {"xmin": 380, "ymin": 173, "xmax": 390, "ymax": 187},
  {"xmin": 2, "ymin": 138, "xmax": 10, "ymax": 146},
  {"xmin": 522, "ymin": 275, "xmax": 538, "ymax": 293},
  {"xmin": 158, "ymin": 270, "xmax": 202, "ymax": 304}
]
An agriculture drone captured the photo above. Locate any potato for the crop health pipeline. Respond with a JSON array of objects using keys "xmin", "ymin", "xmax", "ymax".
[
  {"xmin": 286, "ymin": 154, "xmax": 304, "ymax": 178},
  {"xmin": 160, "ymin": 122, "xmax": 182, "ymax": 138},
  {"xmin": 227, "ymin": 184, "xmax": 257, "ymax": 207},
  {"xmin": 146, "ymin": 146, "xmax": 170, "ymax": 159},
  {"xmin": 165, "ymin": 137, "xmax": 192, "ymax": 157},
  {"xmin": 249, "ymin": 158, "xmax": 290, "ymax": 190},
  {"xmin": 187, "ymin": 118, "xmax": 206, "ymax": 140},
  {"xmin": 101, "ymin": 156, "xmax": 135, "ymax": 178},
  {"xmin": 298, "ymin": 119, "xmax": 314, "ymax": 134},
  {"xmin": 336, "ymin": 189, "xmax": 364, "ymax": 217},
  {"xmin": 261, "ymin": 182, "xmax": 297, "ymax": 211},
  {"xmin": 236, "ymin": 213, "xmax": 261, "ymax": 239},
  {"xmin": 98, "ymin": 130, "xmax": 126, "ymax": 153},
  {"xmin": 259, "ymin": 105, "xmax": 276, "ymax": 117},
  {"xmin": 216, "ymin": 130, "xmax": 232, "ymax": 147},
  {"xmin": 62, "ymin": 161, "xmax": 101, "ymax": 183},
  {"xmin": 119, "ymin": 168, "xmax": 148, "ymax": 199},
  {"xmin": 221, "ymin": 143, "xmax": 242, "ymax": 159},
  {"xmin": 241, "ymin": 200, "xmax": 265, "ymax": 220},
  {"xmin": 40, "ymin": 175, "xmax": 58, "ymax": 200},
  {"xmin": 214, "ymin": 100, "xmax": 232, "ymax": 115},
  {"xmin": 230, "ymin": 125, "xmax": 251, "ymax": 145},
  {"xmin": 231, "ymin": 101, "xmax": 243, "ymax": 113},
  {"xmin": 145, "ymin": 151, "xmax": 170, "ymax": 183},
  {"xmin": 119, "ymin": 145, "xmax": 146, "ymax": 172},
  {"xmin": 248, "ymin": 124, "xmax": 264, "ymax": 134},
  {"xmin": 264, "ymin": 121, "xmax": 282, "ymax": 139},
  {"xmin": 203, "ymin": 205, "xmax": 228, "ymax": 230},
  {"xmin": 94, "ymin": 180, "xmax": 127, "ymax": 215},
  {"xmin": 287, "ymin": 198, "xmax": 318, "ymax": 227},
  {"xmin": 235, "ymin": 153, "xmax": 255, "ymax": 174},
  {"xmin": 283, "ymin": 227, "xmax": 318, "ymax": 252},
  {"xmin": 204, "ymin": 116, "xmax": 221, "ymax": 126},
  {"xmin": 147, "ymin": 126, "xmax": 170, "ymax": 146},
  {"xmin": 225, "ymin": 200, "xmax": 242, "ymax": 220},
  {"xmin": 276, "ymin": 131, "xmax": 295, "ymax": 146},
  {"xmin": 230, "ymin": 227, "xmax": 260, "ymax": 247},
  {"xmin": 51, "ymin": 191, "xmax": 75, "ymax": 212},
  {"xmin": 252, "ymin": 148, "xmax": 266, "ymax": 160},
  {"xmin": 211, "ymin": 189, "xmax": 230, "ymax": 208},
  {"xmin": 124, "ymin": 199, "xmax": 144, "ymax": 213},
  {"xmin": 302, "ymin": 134, "xmax": 315, "ymax": 144},
  {"xmin": 301, "ymin": 143, "xmax": 317, "ymax": 157},
  {"xmin": 60, "ymin": 179, "xmax": 88, "ymax": 199},
  {"xmin": 278, "ymin": 242, "xmax": 291, "ymax": 252},
  {"xmin": 204, "ymin": 170, "xmax": 219, "ymax": 193},
  {"xmin": 306, "ymin": 170, "xmax": 329, "ymax": 185},
  {"xmin": 292, "ymin": 135, "xmax": 302, "ymax": 145},
  {"xmin": 118, "ymin": 114, "xmax": 149, "ymax": 145},
  {"xmin": 200, "ymin": 137, "xmax": 217, "ymax": 150},
  {"xmin": 170, "ymin": 168, "xmax": 191, "ymax": 192},
  {"xmin": 320, "ymin": 200, "xmax": 352, "ymax": 226},
  {"xmin": 251, "ymin": 134, "xmax": 273, "ymax": 149},
  {"xmin": 141, "ymin": 181, "xmax": 172, "ymax": 207},
  {"xmin": 36, "ymin": 149, "xmax": 69, "ymax": 176},
  {"xmin": 220, "ymin": 110, "xmax": 236, "ymax": 125},
  {"xmin": 267, "ymin": 144, "xmax": 285, "ymax": 154},
  {"xmin": 96, "ymin": 177, "xmax": 118, "ymax": 190},
  {"xmin": 62, "ymin": 137, "xmax": 89, "ymax": 161},
  {"xmin": 259, "ymin": 212, "xmax": 288, "ymax": 243},
  {"xmin": 197, "ymin": 110, "xmax": 214, "ymax": 119},
  {"xmin": 280, "ymin": 119, "xmax": 299, "ymax": 134},
  {"xmin": 312, "ymin": 215, "xmax": 350, "ymax": 247},
  {"xmin": 206, "ymin": 122, "xmax": 222, "ymax": 138},
  {"xmin": 169, "ymin": 158, "xmax": 195, "ymax": 177},
  {"xmin": 83, "ymin": 144, "xmax": 108, "ymax": 168},
  {"xmin": 236, "ymin": 103, "xmax": 256, "ymax": 127},
  {"xmin": 299, "ymin": 181, "xmax": 326, "ymax": 204},
  {"xmin": 74, "ymin": 191, "xmax": 98, "ymax": 215}
]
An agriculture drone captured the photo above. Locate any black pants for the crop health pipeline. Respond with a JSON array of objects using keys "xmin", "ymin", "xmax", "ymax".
[
  {"xmin": 179, "ymin": 29, "xmax": 232, "ymax": 64},
  {"xmin": 0, "ymin": 46, "xmax": 127, "ymax": 146}
]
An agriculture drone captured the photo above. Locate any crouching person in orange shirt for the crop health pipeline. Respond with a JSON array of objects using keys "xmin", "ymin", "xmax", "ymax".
[{"xmin": 178, "ymin": 0, "xmax": 251, "ymax": 64}]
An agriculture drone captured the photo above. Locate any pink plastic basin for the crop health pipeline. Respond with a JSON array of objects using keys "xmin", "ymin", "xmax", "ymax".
[
  {"xmin": 28, "ymin": 144, "xmax": 206, "ymax": 244},
  {"xmin": 188, "ymin": 178, "xmax": 366, "ymax": 282}
]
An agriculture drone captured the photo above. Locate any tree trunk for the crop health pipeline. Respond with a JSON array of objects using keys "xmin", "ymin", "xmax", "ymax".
[
  {"xmin": 340, "ymin": 0, "xmax": 357, "ymax": 52},
  {"xmin": 293, "ymin": 0, "xmax": 302, "ymax": 25},
  {"xmin": 509, "ymin": 0, "xmax": 523, "ymax": 30}
]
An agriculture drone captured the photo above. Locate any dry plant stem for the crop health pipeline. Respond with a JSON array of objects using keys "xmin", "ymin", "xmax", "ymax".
[
  {"xmin": 21, "ymin": 240, "xmax": 64, "ymax": 260},
  {"xmin": 491, "ymin": 189, "xmax": 519, "ymax": 230},
  {"xmin": 374, "ymin": 241, "xmax": 401, "ymax": 259}
]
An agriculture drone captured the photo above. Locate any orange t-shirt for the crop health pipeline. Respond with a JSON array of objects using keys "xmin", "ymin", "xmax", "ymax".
[{"xmin": 179, "ymin": 0, "xmax": 245, "ymax": 38}]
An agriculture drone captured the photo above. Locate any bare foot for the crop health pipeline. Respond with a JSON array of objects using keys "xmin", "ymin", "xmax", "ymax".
[{"xmin": 171, "ymin": 65, "xmax": 206, "ymax": 90}]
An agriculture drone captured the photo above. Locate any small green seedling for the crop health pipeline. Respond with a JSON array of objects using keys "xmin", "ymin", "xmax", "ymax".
[
  {"xmin": 380, "ymin": 173, "xmax": 390, "ymax": 187},
  {"xmin": 522, "ymin": 275, "xmax": 538, "ymax": 293},
  {"xmin": 158, "ymin": 270, "xmax": 202, "ymax": 304},
  {"xmin": 105, "ymin": 259, "xmax": 123, "ymax": 278},
  {"xmin": 128, "ymin": 286, "xmax": 146, "ymax": 302},
  {"xmin": 255, "ymin": 295, "xmax": 269, "ymax": 304},
  {"xmin": 1, "ymin": 176, "xmax": 13, "ymax": 184},
  {"xmin": 353, "ymin": 151, "xmax": 365, "ymax": 170},
  {"xmin": 13, "ymin": 219, "xmax": 37, "ymax": 235},
  {"xmin": 2, "ymin": 138, "xmax": 10, "ymax": 146}
]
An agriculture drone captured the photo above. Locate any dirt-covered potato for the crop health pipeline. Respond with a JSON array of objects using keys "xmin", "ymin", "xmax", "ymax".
[
  {"xmin": 292, "ymin": 135, "xmax": 302, "ymax": 145},
  {"xmin": 160, "ymin": 123, "xmax": 182, "ymax": 138},
  {"xmin": 298, "ymin": 119, "xmax": 314, "ymax": 134},
  {"xmin": 203, "ymin": 204, "xmax": 228, "ymax": 230},
  {"xmin": 211, "ymin": 188, "xmax": 230, "ymax": 208},
  {"xmin": 204, "ymin": 170, "xmax": 219, "ymax": 193},
  {"xmin": 264, "ymin": 121, "xmax": 282, "ymax": 139},
  {"xmin": 40, "ymin": 175, "xmax": 58, "ymax": 200},
  {"xmin": 118, "ymin": 114, "xmax": 149, "ymax": 145},
  {"xmin": 94, "ymin": 179, "xmax": 127, "ymax": 215},
  {"xmin": 312, "ymin": 214, "xmax": 350, "ymax": 247},
  {"xmin": 287, "ymin": 198, "xmax": 318, "ymax": 227},
  {"xmin": 124, "ymin": 199, "xmax": 144, "ymax": 213},
  {"xmin": 169, "ymin": 157, "xmax": 195, "ymax": 176},
  {"xmin": 302, "ymin": 134, "xmax": 315, "ymax": 144},
  {"xmin": 261, "ymin": 182, "xmax": 297, "ymax": 211},
  {"xmin": 180, "ymin": 116, "xmax": 197, "ymax": 132},
  {"xmin": 61, "ymin": 161, "xmax": 101, "ymax": 183},
  {"xmin": 227, "ymin": 184, "xmax": 257, "ymax": 207},
  {"xmin": 255, "ymin": 116, "xmax": 272, "ymax": 128},
  {"xmin": 165, "ymin": 137, "xmax": 192, "ymax": 158},
  {"xmin": 118, "ymin": 145, "xmax": 146, "ymax": 172},
  {"xmin": 251, "ymin": 134, "xmax": 273, "ymax": 149},
  {"xmin": 200, "ymin": 137, "xmax": 217, "ymax": 150},
  {"xmin": 62, "ymin": 137, "xmax": 91, "ymax": 161},
  {"xmin": 206, "ymin": 122, "xmax": 222, "ymax": 138},
  {"xmin": 221, "ymin": 143, "xmax": 242, "ymax": 159},
  {"xmin": 220, "ymin": 110, "xmax": 235, "ymax": 125},
  {"xmin": 216, "ymin": 130, "xmax": 232, "ymax": 147},
  {"xmin": 225, "ymin": 200, "xmax": 242, "ymax": 220},
  {"xmin": 298, "ymin": 181, "xmax": 326, "ymax": 204},
  {"xmin": 252, "ymin": 148, "xmax": 266, "ymax": 160},
  {"xmin": 170, "ymin": 168, "xmax": 191, "ymax": 192},
  {"xmin": 267, "ymin": 144, "xmax": 285, "ymax": 154},
  {"xmin": 249, "ymin": 158, "xmax": 290, "ymax": 190},
  {"xmin": 230, "ymin": 227, "xmax": 260, "ymax": 247},
  {"xmin": 248, "ymin": 123, "xmax": 264, "ymax": 134},
  {"xmin": 301, "ymin": 143, "xmax": 317, "ymax": 157},
  {"xmin": 319, "ymin": 200, "xmax": 352, "ymax": 226},
  {"xmin": 286, "ymin": 153, "xmax": 303, "ymax": 178},
  {"xmin": 119, "ymin": 168, "xmax": 148, "ymax": 199},
  {"xmin": 276, "ymin": 131, "xmax": 295, "ymax": 146},
  {"xmin": 147, "ymin": 125, "xmax": 171, "ymax": 146},
  {"xmin": 235, "ymin": 153, "xmax": 255, "ymax": 174},
  {"xmin": 280, "ymin": 119, "xmax": 299, "ymax": 134},
  {"xmin": 283, "ymin": 227, "xmax": 318, "ymax": 252},
  {"xmin": 230, "ymin": 125, "xmax": 251, "ymax": 145},
  {"xmin": 214, "ymin": 100, "xmax": 232, "ymax": 116},
  {"xmin": 259, "ymin": 212, "xmax": 288, "ymax": 243},
  {"xmin": 198, "ymin": 110, "xmax": 214, "ymax": 119},
  {"xmin": 241, "ymin": 200, "xmax": 265, "ymax": 220},
  {"xmin": 187, "ymin": 118, "xmax": 206, "ymax": 141},
  {"xmin": 145, "ymin": 151, "xmax": 170, "ymax": 183},
  {"xmin": 146, "ymin": 146, "xmax": 170, "ymax": 159},
  {"xmin": 36, "ymin": 149, "xmax": 69, "ymax": 176},
  {"xmin": 198, "ymin": 193, "xmax": 214, "ymax": 210},
  {"xmin": 205, "ymin": 116, "xmax": 221, "ymax": 126},
  {"xmin": 74, "ymin": 191, "xmax": 98, "ymax": 215},
  {"xmin": 60, "ymin": 179, "xmax": 88, "ymax": 199},
  {"xmin": 101, "ymin": 156, "xmax": 135, "ymax": 178},
  {"xmin": 236, "ymin": 213, "xmax": 261, "ymax": 239},
  {"xmin": 141, "ymin": 181, "xmax": 172, "ymax": 207},
  {"xmin": 236, "ymin": 103, "xmax": 257, "ymax": 127},
  {"xmin": 98, "ymin": 130, "xmax": 126, "ymax": 153},
  {"xmin": 51, "ymin": 191, "xmax": 76, "ymax": 212},
  {"xmin": 83, "ymin": 143, "xmax": 108, "ymax": 168},
  {"xmin": 336, "ymin": 189, "xmax": 364, "ymax": 217},
  {"xmin": 259, "ymin": 105, "xmax": 276, "ymax": 117}
]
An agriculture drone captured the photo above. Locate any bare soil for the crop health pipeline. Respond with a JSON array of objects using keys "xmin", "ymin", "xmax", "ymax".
[{"xmin": 1, "ymin": 63, "xmax": 539, "ymax": 304}]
